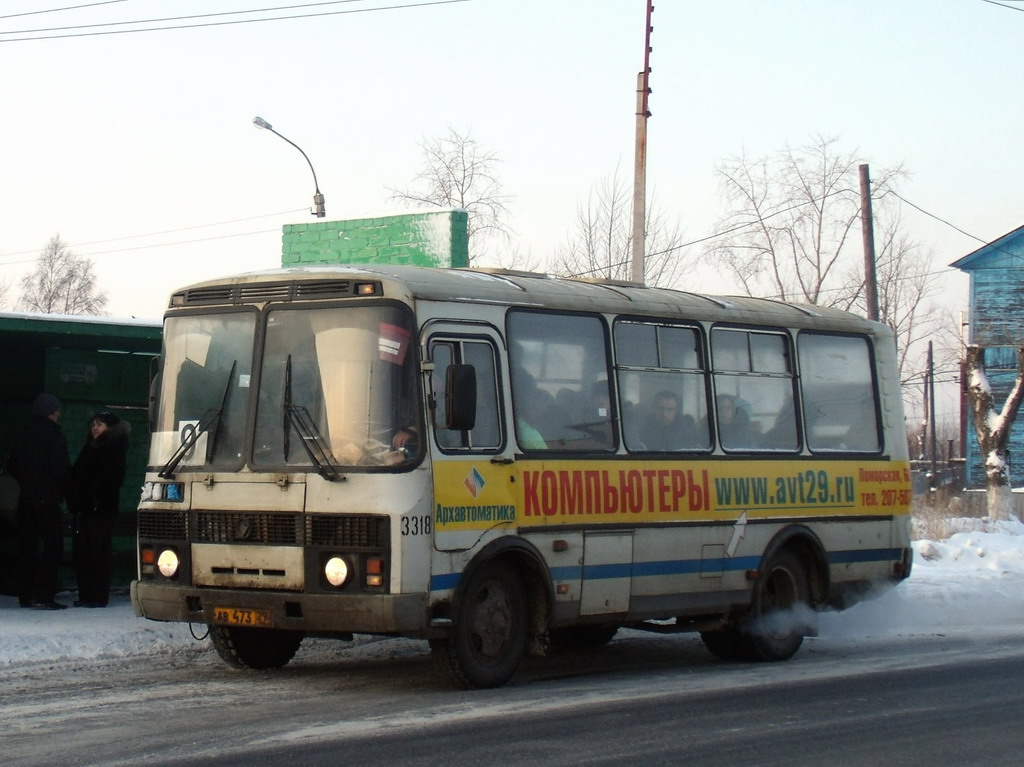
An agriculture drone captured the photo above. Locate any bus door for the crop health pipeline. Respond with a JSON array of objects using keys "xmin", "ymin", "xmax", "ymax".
[
  {"xmin": 580, "ymin": 530, "xmax": 634, "ymax": 615},
  {"xmin": 423, "ymin": 324, "xmax": 514, "ymax": 554}
]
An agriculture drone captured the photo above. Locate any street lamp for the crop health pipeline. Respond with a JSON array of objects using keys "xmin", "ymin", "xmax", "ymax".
[{"xmin": 252, "ymin": 116, "xmax": 326, "ymax": 218}]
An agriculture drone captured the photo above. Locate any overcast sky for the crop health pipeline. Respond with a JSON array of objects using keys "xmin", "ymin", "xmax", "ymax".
[{"xmin": 1, "ymin": 0, "xmax": 1021, "ymax": 413}]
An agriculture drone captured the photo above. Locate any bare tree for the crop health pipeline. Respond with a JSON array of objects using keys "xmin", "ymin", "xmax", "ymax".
[
  {"xmin": 855, "ymin": 211, "xmax": 945, "ymax": 387},
  {"xmin": 18, "ymin": 235, "xmax": 108, "ymax": 315},
  {"xmin": 554, "ymin": 167, "xmax": 693, "ymax": 287},
  {"xmin": 705, "ymin": 134, "xmax": 941, "ymax": 383},
  {"xmin": 489, "ymin": 245, "xmax": 542, "ymax": 273},
  {"xmin": 0, "ymin": 278, "xmax": 9, "ymax": 310},
  {"xmin": 389, "ymin": 127, "xmax": 512, "ymax": 262},
  {"xmin": 964, "ymin": 345, "xmax": 1024, "ymax": 521}
]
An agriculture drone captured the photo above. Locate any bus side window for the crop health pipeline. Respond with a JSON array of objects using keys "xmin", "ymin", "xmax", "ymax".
[
  {"xmin": 507, "ymin": 311, "xmax": 613, "ymax": 452},
  {"xmin": 463, "ymin": 341, "xmax": 501, "ymax": 448},
  {"xmin": 430, "ymin": 343, "xmax": 458, "ymax": 447},
  {"xmin": 712, "ymin": 328, "xmax": 798, "ymax": 452},
  {"xmin": 429, "ymin": 339, "xmax": 502, "ymax": 451},
  {"xmin": 799, "ymin": 333, "xmax": 880, "ymax": 453},
  {"xmin": 615, "ymin": 320, "xmax": 710, "ymax": 453}
]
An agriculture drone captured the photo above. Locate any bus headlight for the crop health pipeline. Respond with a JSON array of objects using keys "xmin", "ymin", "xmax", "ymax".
[
  {"xmin": 157, "ymin": 549, "xmax": 180, "ymax": 578},
  {"xmin": 324, "ymin": 556, "xmax": 349, "ymax": 587}
]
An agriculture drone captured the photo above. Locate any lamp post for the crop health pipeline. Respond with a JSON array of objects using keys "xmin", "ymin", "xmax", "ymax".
[{"xmin": 252, "ymin": 116, "xmax": 326, "ymax": 218}]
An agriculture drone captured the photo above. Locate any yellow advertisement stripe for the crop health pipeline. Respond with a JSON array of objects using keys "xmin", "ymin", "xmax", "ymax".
[{"xmin": 433, "ymin": 459, "xmax": 911, "ymax": 531}]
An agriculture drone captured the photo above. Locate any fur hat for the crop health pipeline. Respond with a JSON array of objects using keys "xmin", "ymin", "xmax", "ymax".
[
  {"xmin": 92, "ymin": 411, "xmax": 120, "ymax": 427},
  {"xmin": 32, "ymin": 393, "xmax": 61, "ymax": 417}
]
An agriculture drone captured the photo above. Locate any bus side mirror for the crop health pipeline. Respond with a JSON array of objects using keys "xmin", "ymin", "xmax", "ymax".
[{"xmin": 445, "ymin": 364, "xmax": 477, "ymax": 431}]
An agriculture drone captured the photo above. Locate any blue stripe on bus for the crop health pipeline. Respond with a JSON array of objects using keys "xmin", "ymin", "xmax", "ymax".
[{"xmin": 429, "ymin": 549, "xmax": 901, "ymax": 592}]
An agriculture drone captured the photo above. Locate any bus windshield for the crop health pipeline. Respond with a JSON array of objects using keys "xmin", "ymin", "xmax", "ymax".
[
  {"xmin": 151, "ymin": 304, "xmax": 419, "ymax": 472},
  {"xmin": 151, "ymin": 311, "xmax": 255, "ymax": 472},
  {"xmin": 252, "ymin": 304, "xmax": 419, "ymax": 470}
]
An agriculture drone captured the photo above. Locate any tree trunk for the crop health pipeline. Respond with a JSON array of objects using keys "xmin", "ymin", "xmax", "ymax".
[{"xmin": 965, "ymin": 345, "xmax": 1024, "ymax": 522}]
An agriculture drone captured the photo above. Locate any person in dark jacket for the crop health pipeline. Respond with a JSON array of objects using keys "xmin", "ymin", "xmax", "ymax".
[
  {"xmin": 70, "ymin": 411, "xmax": 130, "ymax": 608},
  {"xmin": 8, "ymin": 393, "xmax": 72, "ymax": 609}
]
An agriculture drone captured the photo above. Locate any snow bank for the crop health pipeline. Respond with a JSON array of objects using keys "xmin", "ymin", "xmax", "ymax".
[
  {"xmin": 819, "ymin": 517, "xmax": 1024, "ymax": 639},
  {"xmin": 0, "ymin": 594, "xmax": 207, "ymax": 669}
]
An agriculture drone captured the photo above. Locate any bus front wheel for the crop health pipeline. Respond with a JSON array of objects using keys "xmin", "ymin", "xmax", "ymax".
[
  {"xmin": 430, "ymin": 560, "xmax": 528, "ymax": 689},
  {"xmin": 210, "ymin": 625, "xmax": 304, "ymax": 670},
  {"xmin": 701, "ymin": 549, "xmax": 812, "ymax": 662}
]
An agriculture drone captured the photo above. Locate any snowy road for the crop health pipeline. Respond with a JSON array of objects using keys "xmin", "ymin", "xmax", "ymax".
[
  {"xmin": 2, "ymin": 524, "xmax": 1023, "ymax": 766},
  {"xmin": 3, "ymin": 627, "xmax": 1024, "ymax": 767}
]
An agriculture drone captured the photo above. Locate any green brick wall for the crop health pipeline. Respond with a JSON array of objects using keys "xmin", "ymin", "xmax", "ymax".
[{"xmin": 282, "ymin": 210, "xmax": 469, "ymax": 268}]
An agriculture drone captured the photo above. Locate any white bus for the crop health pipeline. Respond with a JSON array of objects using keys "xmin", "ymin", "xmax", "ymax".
[{"xmin": 132, "ymin": 265, "xmax": 912, "ymax": 688}]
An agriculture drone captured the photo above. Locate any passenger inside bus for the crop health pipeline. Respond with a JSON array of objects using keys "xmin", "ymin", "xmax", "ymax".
[
  {"xmin": 717, "ymin": 394, "xmax": 757, "ymax": 449},
  {"xmin": 558, "ymin": 380, "xmax": 614, "ymax": 448},
  {"xmin": 761, "ymin": 399, "xmax": 799, "ymax": 450},
  {"xmin": 638, "ymin": 390, "xmax": 698, "ymax": 451},
  {"xmin": 510, "ymin": 369, "xmax": 549, "ymax": 450}
]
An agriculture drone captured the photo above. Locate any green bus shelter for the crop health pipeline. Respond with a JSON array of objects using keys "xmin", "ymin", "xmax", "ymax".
[{"xmin": 0, "ymin": 312, "xmax": 162, "ymax": 596}]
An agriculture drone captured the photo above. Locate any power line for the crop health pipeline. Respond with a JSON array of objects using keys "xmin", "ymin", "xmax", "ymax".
[
  {"xmin": 569, "ymin": 185, "xmax": 1001, "ymax": 304},
  {"xmin": 645, "ymin": 187, "xmax": 861, "ymax": 261},
  {"xmin": 0, "ymin": 0, "xmax": 470, "ymax": 43},
  {"xmin": 884, "ymin": 191, "xmax": 991, "ymax": 246},
  {"xmin": 1, "ymin": 0, "xmax": 368, "ymax": 35},
  {"xmin": 0, "ymin": 209, "xmax": 304, "ymax": 265},
  {"xmin": 0, "ymin": 228, "xmax": 282, "ymax": 268},
  {"xmin": 979, "ymin": 0, "xmax": 1024, "ymax": 12},
  {"xmin": 0, "ymin": 1, "xmax": 129, "ymax": 21},
  {"xmin": 652, "ymin": 186, "xmax": 1004, "ymax": 262}
]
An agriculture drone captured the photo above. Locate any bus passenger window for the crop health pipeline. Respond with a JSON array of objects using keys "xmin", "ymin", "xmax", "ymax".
[
  {"xmin": 508, "ymin": 311, "xmax": 613, "ymax": 452},
  {"xmin": 799, "ymin": 333, "xmax": 880, "ymax": 453},
  {"xmin": 712, "ymin": 328, "xmax": 798, "ymax": 452},
  {"xmin": 615, "ymin": 320, "xmax": 710, "ymax": 453}
]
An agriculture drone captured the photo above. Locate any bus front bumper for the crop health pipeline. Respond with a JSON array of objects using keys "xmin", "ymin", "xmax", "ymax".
[{"xmin": 131, "ymin": 580, "xmax": 429, "ymax": 636}]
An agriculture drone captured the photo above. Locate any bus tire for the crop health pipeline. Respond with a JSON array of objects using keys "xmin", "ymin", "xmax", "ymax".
[
  {"xmin": 747, "ymin": 549, "xmax": 812, "ymax": 661},
  {"xmin": 701, "ymin": 549, "xmax": 812, "ymax": 663},
  {"xmin": 699, "ymin": 626, "xmax": 751, "ymax": 661},
  {"xmin": 549, "ymin": 625, "xmax": 619, "ymax": 648},
  {"xmin": 430, "ymin": 560, "xmax": 528, "ymax": 689},
  {"xmin": 210, "ymin": 625, "xmax": 304, "ymax": 670}
]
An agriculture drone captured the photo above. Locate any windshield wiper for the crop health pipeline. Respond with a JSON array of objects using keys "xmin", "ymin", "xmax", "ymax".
[
  {"xmin": 284, "ymin": 404, "xmax": 344, "ymax": 482},
  {"xmin": 159, "ymin": 361, "xmax": 236, "ymax": 479},
  {"xmin": 284, "ymin": 355, "xmax": 344, "ymax": 482}
]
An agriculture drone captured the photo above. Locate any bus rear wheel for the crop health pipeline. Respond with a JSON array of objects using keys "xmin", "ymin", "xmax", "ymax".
[
  {"xmin": 430, "ymin": 560, "xmax": 528, "ymax": 689},
  {"xmin": 210, "ymin": 625, "xmax": 305, "ymax": 670},
  {"xmin": 701, "ymin": 549, "xmax": 812, "ymax": 662}
]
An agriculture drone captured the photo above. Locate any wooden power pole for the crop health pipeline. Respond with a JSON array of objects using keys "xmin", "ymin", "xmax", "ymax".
[
  {"xmin": 630, "ymin": 1, "xmax": 654, "ymax": 284},
  {"xmin": 859, "ymin": 163, "xmax": 880, "ymax": 321}
]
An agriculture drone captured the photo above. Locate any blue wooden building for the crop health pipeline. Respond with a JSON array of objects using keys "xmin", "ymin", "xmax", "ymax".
[{"xmin": 951, "ymin": 223, "xmax": 1024, "ymax": 488}]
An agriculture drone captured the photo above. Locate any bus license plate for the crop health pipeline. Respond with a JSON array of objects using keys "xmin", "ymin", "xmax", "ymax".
[{"xmin": 212, "ymin": 606, "xmax": 272, "ymax": 627}]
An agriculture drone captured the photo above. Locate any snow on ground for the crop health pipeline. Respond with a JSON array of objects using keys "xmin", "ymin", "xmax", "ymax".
[
  {"xmin": 2, "ymin": 518, "xmax": 1024, "ymax": 669},
  {"xmin": 819, "ymin": 517, "xmax": 1024, "ymax": 640}
]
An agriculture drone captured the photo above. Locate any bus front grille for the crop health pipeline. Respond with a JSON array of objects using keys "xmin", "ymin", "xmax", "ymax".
[
  {"xmin": 195, "ymin": 511, "xmax": 302, "ymax": 545},
  {"xmin": 139, "ymin": 510, "xmax": 389, "ymax": 549},
  {"xmin": 138, "ymin": 511, "xmax": 188, "ymax": 540},
  {"xmin": 307, "ymin": 514, "xmax": 389, "ymax": 547}
]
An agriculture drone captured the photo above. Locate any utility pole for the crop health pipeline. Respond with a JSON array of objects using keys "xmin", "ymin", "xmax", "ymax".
[
  {"xmin": 859, "ymin": 163, "xmax": 879, "ymax": 320},
  {"xmin": 630, "ymin": 0, "xmax": 654, "ymax": 284},
  {"xmin": 929, "ymin": 340, "xmax": 938, "ymax": 487}
]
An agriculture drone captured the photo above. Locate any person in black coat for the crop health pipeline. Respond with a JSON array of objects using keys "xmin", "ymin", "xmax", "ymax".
[
  {"xmin": 70, "ymin": 411, "xmax": 130, "ymax": 608},
  {"xmin": 8, "ymin": 393, "xmax": 72, "ymax": 609}
]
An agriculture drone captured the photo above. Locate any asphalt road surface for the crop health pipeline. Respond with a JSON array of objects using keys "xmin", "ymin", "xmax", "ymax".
[{"xmin": 3, "ymin": 629, "xmax": 1022, "ymax": 766}]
